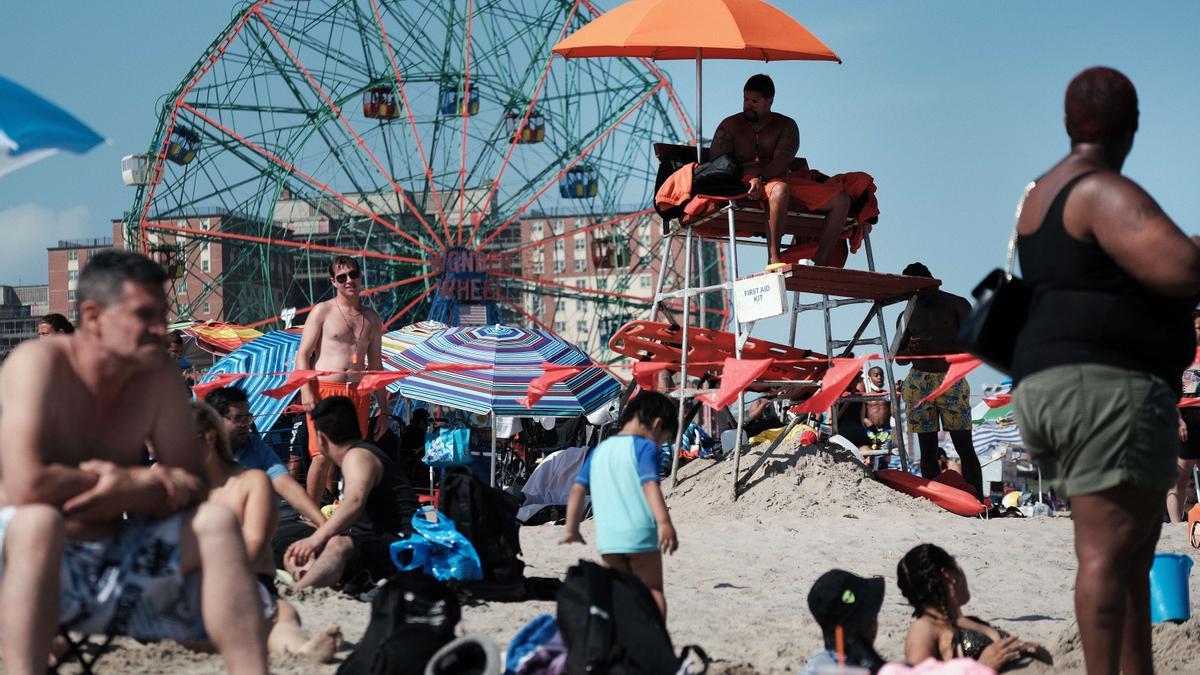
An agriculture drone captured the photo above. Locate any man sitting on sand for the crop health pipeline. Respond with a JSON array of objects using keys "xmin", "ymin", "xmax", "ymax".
[
  {"xmin": 297, "ymin": 255, "xmax": 389, "ymax": 505},
  {"xmin": 710, "ymin": 74, "xmax": 855, "ymax": 270},
  {"xmin": 0, "ymin": 250, "xmax": 268, "ymax": 675},
  {"xmin": 284, "ymin": 396, "xmax": 419, "ymax": 590}
]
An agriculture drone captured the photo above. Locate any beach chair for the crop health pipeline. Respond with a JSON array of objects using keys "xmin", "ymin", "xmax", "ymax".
[{"xmin": 50, "ymin": 626, "xmax": 116, "ymax": 675}]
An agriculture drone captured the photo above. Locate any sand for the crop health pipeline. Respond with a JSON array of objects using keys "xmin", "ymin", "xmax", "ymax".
[{"xmin": 26, "ymin": 439, "xmax": 1200, "ymax": 674}]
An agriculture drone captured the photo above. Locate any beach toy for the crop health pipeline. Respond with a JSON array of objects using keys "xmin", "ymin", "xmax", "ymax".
[
  {"xmin": 875, "ymin": 470, "xmax": 986, "ymax": 517},
  {"xmin": 1149, "ymin": 552, "xmax": 1193, "ymax": 624}
]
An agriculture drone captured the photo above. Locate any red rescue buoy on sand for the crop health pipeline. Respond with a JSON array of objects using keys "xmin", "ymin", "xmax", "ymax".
[{"xmin": 875, "ymin": 469, "xmax": 986, "ymax": 517}]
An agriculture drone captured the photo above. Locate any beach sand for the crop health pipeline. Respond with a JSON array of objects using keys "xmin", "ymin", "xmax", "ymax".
[{"xmin": 30, "ymin": 440, "xmax": 1200, "ymax": 674}]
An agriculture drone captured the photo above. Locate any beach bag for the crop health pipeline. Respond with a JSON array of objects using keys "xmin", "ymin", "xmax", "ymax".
[
  {"xmin": 337, "ymin": 571, "xmax": 461, "ymax": 675},
  {"xmin": 439, "ymin": 468, "xmax": 526, "ymax": 590},
  {"xmin": 692, "ymin": 153, "xmax": 745, "ymax": 197},
  {"xmin": 956, "ymin": 182, "xmax": 1035, "ymax": 375},
  {"xmin": 425, "ymin": 423, "xmax": 472, "ymax": 467},
  {"xmin": 557, "ymin": 560, "xmax": 709, "ymax": 675},
  {"xmin": 390, "ymin": 507, "xmax": 484, "ymax": 582}
]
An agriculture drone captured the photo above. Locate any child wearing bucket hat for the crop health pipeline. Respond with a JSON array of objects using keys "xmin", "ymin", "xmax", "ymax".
[{"xmin": 802, "ymin": 569, "xmax": 888, "ymax": 675}]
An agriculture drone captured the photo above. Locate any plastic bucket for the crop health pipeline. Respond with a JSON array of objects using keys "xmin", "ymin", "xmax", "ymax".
[{"xmin": 1149, "ymin": 553, "xmax": 1194, "ymax": 624}]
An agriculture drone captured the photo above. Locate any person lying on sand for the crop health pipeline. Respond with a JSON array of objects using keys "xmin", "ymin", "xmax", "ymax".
[
  {"xmin": 897, "ymin": 544, "xmax": 1051, "ymax": 672},
  {"xmin": 801, "ymin": 569, "xmax": 887, "ymax": 675},
  {"xmin": 192, "ymin": 402, "xmax": 342, "ymax": 661},
  {"xmin": 561, "ymin": 391, "xmax": 679, "ymax": 617}
]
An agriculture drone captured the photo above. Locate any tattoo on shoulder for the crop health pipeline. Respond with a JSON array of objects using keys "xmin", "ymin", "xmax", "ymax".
[{"xmin": 710, "ymin": 125, "xmax": 731, "ymax": 155}]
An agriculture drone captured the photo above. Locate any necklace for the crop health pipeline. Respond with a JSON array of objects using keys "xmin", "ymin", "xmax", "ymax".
[{"xmin": 334, "ymin": 300, "xmax": 365, "ymax": 366}]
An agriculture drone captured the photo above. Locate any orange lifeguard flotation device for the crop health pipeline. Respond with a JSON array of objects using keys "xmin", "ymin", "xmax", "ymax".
[{"xmin": 875, "ymin": 469, "xmax": 986, "ymax": 517}]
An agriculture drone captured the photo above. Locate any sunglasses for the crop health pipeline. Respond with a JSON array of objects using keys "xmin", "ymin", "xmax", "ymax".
[{"xmin": 333, "ymin": 269, "xmax": 362, "ymax": 284}]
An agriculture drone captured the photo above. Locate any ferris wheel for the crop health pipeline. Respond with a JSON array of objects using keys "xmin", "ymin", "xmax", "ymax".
[{"xmin": 121, "ymin": 0, "xmax": 727, "ymax": 364}]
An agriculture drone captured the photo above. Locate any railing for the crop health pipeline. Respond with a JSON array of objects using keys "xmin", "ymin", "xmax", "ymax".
[{"xmin": 54, "ymin": 237, "xmax": 113, "ymax": 249}]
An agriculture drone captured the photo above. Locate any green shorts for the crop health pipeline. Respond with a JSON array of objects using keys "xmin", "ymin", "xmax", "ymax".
[
  {"xmin": 901, "ymin": 370, "xmax": 972, "ymax": 434},
  {"xmin": 1013, "ymin": 363, "xmax": 1179, "ymax": 497}
]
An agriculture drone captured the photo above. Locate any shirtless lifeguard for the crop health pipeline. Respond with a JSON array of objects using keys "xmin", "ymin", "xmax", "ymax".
[
  {"xmin": 0, "ymin": 250, "xmax": 267, "ymax": 675},
  {"xmin": 709, "ymin": 74, "xmax": 852, "ymax": 269},
  {"xmin": 296, "ymin": 255, "xmax": 389, "ymax": 504}
]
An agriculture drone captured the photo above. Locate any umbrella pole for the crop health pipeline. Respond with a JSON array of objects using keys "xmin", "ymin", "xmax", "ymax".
[
  {"xmin": 695, "ymin": 50, "xmax": 703, "ymax": 162},
  {"xmin": 490, "ymin": 410, "xmax": 497, "ymax": 488}
]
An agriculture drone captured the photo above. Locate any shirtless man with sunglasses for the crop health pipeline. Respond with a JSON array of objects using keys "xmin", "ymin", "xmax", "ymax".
[{"xmin": 296, "ymin": 256, "xmax": 389, "ymax": 505}]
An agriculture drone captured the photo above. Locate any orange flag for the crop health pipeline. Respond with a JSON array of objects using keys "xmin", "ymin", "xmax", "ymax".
[
  {"xmin": 355, "ymin": 370, "xmax": 414, "ymax": 394},
  {"xmin": 697, "ymin": 358, "xmax": 773, "ymax": 409},
  {"xmin": 520, "ymin": 363, "xmax": 585, "ymax": 408},
  {"xmin": 632, "ymin": 361, "xmax": 674, "ymax": 391},
  {"xmin": 191, "ymin": 372, "xmax": 248, "ymax": 400},
  {"xmin": 915, "ymin": 354, "xmax": 982, "ymax": 407},
  {"xmin": 262, "ymin": 370, "xmax": 326, "ymax": 399},
  {"xmin": 790, "ymin": 356, "xmax": 872, "ymax": 415}
]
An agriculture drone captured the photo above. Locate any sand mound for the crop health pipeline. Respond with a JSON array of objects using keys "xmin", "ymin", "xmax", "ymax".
[
  {"xmin": 1048, "ymin": 618, "xmax": 1200, "ymax": 672},
  {"xmin": 665, "ymin": 438, "xmax": 942, "ymax": 520}
]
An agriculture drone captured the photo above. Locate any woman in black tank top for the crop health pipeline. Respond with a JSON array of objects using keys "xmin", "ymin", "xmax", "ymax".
[{"xmin": 1009, "ymin": 66, "xmax": 1200, "ymax": 675}]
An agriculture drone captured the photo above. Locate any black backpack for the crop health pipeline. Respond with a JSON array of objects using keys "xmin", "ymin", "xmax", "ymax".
[
  {"xmin": 439, "ymin": 468, "xmax": 526, "ymax": 586},
  {"xmin": 557, "ymin": 560, "xmax": 708, "ymax": 675},
  {"xmin": 336, "ymin": 571, "xmax": 461, "ymax": 675}
]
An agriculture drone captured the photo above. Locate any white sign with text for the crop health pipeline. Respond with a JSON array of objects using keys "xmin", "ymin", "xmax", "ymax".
[{"xmin": 732, "ymin": 271, "xmax": 787, "ymax": 323}]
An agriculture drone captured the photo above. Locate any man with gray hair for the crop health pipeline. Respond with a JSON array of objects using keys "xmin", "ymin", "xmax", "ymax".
[{"xmin": 0, "ymin": 250, "xmax": 268, "ymax": 674}]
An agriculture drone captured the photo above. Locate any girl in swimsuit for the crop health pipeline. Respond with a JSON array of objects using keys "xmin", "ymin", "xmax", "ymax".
[
  {"xmin": 896, "ymin": 544, "xmax": 1052, "ymax": 672},
  {"xmin": 192, "ymin": 402, "xmax": 343, "ymax": 662}
]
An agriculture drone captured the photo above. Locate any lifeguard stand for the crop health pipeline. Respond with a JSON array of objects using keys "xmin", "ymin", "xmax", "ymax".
[{"xmin": 646, "ymin": 143, "xmax": 940, "ymax": 499}]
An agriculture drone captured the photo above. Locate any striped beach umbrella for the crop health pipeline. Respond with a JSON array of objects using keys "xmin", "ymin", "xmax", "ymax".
[
  {"xmin": 200, "ymin": 330, "xmax": 301, "ymax": 432},
  {"xmin": 972, "ymin": 421, "xmax": 1024, "ymax": 453},
  {"xmin": 381, "ymin": 321, "xmax": 449, "ymax": 391},
  {"xmin": 392, "ymin": 325, "xmax": 621, "ymax": 417},
  {"xmin": 183, "ymin": 320, "xmax": 265, "ymax": 356}
]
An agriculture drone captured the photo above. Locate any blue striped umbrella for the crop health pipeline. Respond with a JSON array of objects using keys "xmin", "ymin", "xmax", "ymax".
[
  {"xmin": 200, "ymin": 330, "xmax": 302, "ymax": 432},
  {"xmin": 392, "ymin": 325, "xmax": 620, "ymax": 417},
  {"xmin": 972, "ymin": 421, "xmax": 1024, "ymax": 453}
]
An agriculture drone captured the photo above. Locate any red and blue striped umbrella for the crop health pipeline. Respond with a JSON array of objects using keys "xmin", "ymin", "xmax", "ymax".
[{"xmin": 392, "ymin": 325, "xmax": 620, "ymax": 417}]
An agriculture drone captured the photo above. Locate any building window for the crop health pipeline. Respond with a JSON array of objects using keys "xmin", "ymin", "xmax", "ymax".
[
  {"xmin": 532, "ymin": 258, "xmax": 544, "ymax": 275},
  {"xmin": 576, "ymin": 320, "xmax": 587, "ymax": 333},
  {"xmin": 68, "ymin": 270, "xmax": 78, "ymax": 281},
  {"xmin": 554, "ymin": 321, "xmax": 565, "ymax": 332},
  {"xmin": 553, "ymin": 240, "xmax": 564, "ymax": 253},
  {"xmin": 574, "ymin": 258, "xmax": 587, "ymax": 272},
  {"xmin": 553, "ymin": 260, "xmax": 565, "ymax": 273},
  {"xmin": 202, "ymin": 302, "xmax": 211, "ymax": 316},
  {"xmin": 68, "ymin": 290, "xmax": 76, "ymax": 301},
  {"xmin": 640, "ymin": 234, "xmax": 651, "ymax": 250},
  {"xmin": 640, "ymin": 275, "xmax": 651, "ymax": 288},
  {"xmin": 68, "ymin": 250, "xmax": 78, "ymax": 261},
  {"xmin": 552, "ymin": 220, "xmax": 565, "ymax": 235},
  {"xmin": 68, "ymin": 309, "xmax": 78, "ymax": 321},
  {"xmin": 201, "ymin": 259, "xmax": 210, "ymax": 273},
  {"xmin": 597, "ymin": 277, "xmax": 607, "ymax": 290},
  {"xmin": 554, "ymin": 299, "xmax": 565, "ymax": 312},
  {"xmin": 574, "ymin": 237, "xmax": 585, "ymax": 252},
  {"xmin": 530, "ymin": 222, "xmax": 542, "ymax": 238}
]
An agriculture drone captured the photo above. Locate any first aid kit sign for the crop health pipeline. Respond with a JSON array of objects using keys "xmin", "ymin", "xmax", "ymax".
[{"xmin": 733, "ymin": 271, "xmax": 787, "ymax": 323}]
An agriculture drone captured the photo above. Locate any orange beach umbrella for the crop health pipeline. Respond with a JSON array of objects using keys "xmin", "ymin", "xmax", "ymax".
[{"xmin": 553, "ymin": 0, "xmax": 840, "ymax": 157}]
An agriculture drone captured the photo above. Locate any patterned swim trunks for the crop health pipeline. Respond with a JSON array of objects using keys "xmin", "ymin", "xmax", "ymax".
[
  {"xmin": 0, "ymin": 508, "xmax": 205, "ymax": 642},
  {"xmin": 901, "ymin": 370, "xmax": 972, "ymax": 434}
]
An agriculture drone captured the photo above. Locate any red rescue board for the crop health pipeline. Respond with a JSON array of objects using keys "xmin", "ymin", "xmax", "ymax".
[{"xmin": 875, "ymin": 469, "xmax": 986, "ymax": 517}]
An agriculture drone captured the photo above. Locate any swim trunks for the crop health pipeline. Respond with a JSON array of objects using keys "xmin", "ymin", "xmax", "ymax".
[
  {"xmin": 901, "ymin": 370, "xmax": 971, "ymax": 434},
  {"xmin": 305, "ymin": 380, "xmax": 372, "ymax": 457},
  {"xmin": 0, "ymin": 509, "xmax": 205, "ymax": 641}
]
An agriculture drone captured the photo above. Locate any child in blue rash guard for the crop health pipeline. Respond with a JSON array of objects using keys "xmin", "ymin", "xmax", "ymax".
[{"xmin": 560, "ymin": 391, "xmax": 680, "ymax": 617}]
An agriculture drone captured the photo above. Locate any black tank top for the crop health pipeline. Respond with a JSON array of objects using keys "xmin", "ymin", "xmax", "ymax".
[
  {"xmin": 351, "ymin": 441, "xmax": 420, "ymax": 536},
  {"xmin": 1013, "ymin": 172, "xmax": 1195, "ymax": 390}
]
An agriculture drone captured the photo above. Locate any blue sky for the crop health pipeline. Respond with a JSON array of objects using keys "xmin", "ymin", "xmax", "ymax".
[{"xmin": 3, "ymin": 1, "xmax": 1198, "ymax": 388}]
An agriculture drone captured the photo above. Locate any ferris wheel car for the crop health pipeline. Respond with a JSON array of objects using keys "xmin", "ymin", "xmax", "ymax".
[
  {"xmin": 165, "ymin": 126, "xmax": 200, "ymax": 165},
  {"xmin": 439, "ymin": 81, "xmax": 479, "ymax": 117},
  {"xmin": 363, "ymin": 87, "xmax": 401, "ymax": 120},
  {"xmin": 121, "ymin": 154, "xmax": 152, "ymax": 186},
  {"xmin": 505, "ymin": 110, "xmax": 545, "ymax": 143},
  {"xmin": 559, "ymin": 165, "xmax": 598, "ymax": 199}
]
